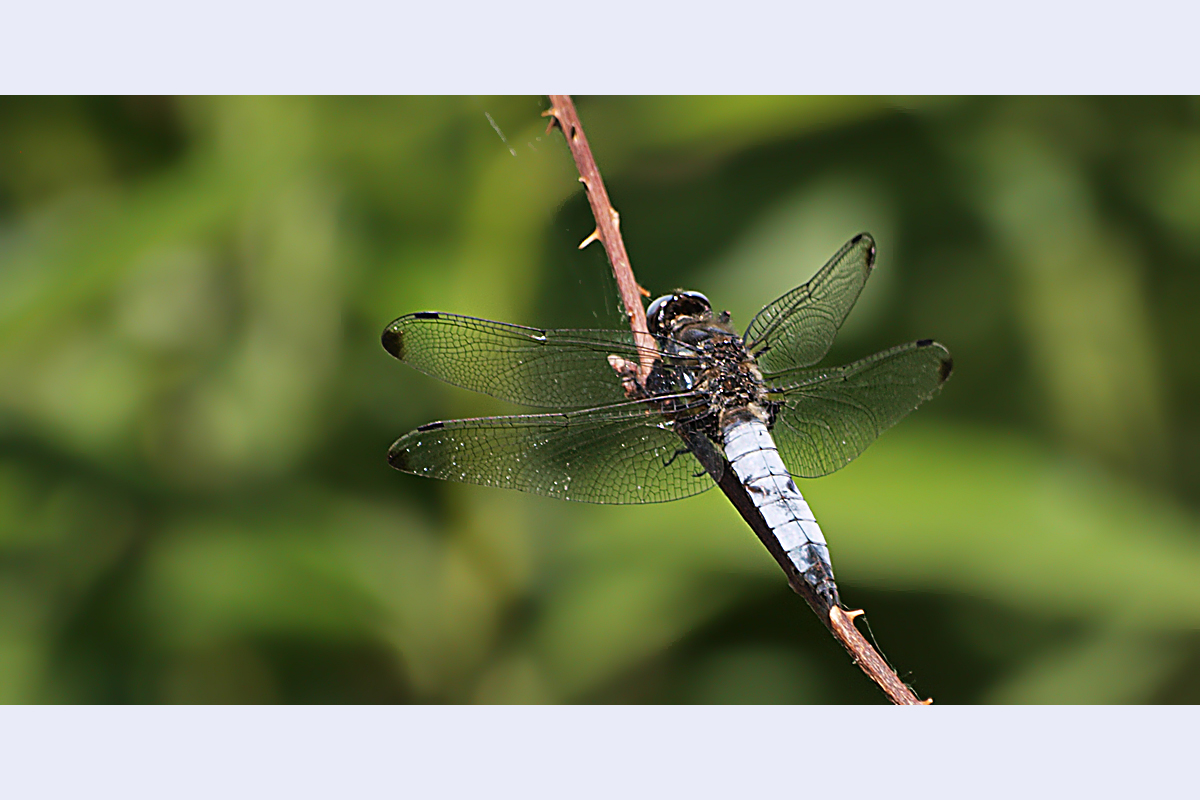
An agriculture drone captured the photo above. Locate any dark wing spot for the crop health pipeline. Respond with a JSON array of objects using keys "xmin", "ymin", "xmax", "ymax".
[
  {"xmin": 387, "ymin": 442, "xmax": 410, "ymax": 470},
  {"xmin": 851, "ymin": 232, "xmax": 877, "ymax": 269},
  {"xmin": 916, "ymin": 338, "xmax": 933, "ymax": 347},
  {"xmin": 381, "ymin": 326, "xmax": 403, "ymax": 358},
  {"xmin": 413, "ymin": 312, "xmax": 440, "ymax": 319},
  {"xmin": 417, "ymin": 421, "xmax": 445, "ymax": 432},
  {"xmin": 939, "ymin": 356, "xmax": 954, "ymax": 382}
]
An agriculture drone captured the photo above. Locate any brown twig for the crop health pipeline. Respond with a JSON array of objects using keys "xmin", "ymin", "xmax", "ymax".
[
  {"xmin": 830, "ymin": 607, "xmax": 927, "ymax": 705},
  {"xmin": 543, "ymin": 96, "xmax": 656, "ymax": 382},
  {"xmin": 543, "ymin": 95, "xmax": 928, "ymax": 706}
]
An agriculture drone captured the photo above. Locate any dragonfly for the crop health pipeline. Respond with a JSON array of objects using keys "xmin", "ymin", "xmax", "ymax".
[{"xmin": 381, "ymin": 234, "xmax": 952, "ymax": 615}]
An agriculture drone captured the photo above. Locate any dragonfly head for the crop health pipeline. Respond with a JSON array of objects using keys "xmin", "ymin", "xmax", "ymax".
[{"xmin": 646, "ymin": 291, "xmax": 712, "ymax": 336}]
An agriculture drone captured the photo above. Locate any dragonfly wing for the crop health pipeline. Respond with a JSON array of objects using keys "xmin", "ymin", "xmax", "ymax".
[
  {"xmin": 382, "ymin": 313, "xmax": 687, "ymax": 409},
  {"xmin": 387, "ymin": 400, "xmax": 714, "ymax": 504},
  {"xmin": 767, "ymin": 340, "xmax": 953, "ymax": 478},
  {"xmin": 742, "ymin": 233, "xmax": 876, "ymax": 374}
]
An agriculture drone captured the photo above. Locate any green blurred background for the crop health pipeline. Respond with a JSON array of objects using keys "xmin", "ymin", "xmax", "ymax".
[{"xmin": 2, "ymin": 96, "xmax": 1199, "ymax": 704}]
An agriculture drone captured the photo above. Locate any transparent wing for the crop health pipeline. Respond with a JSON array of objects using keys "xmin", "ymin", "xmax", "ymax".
[
  {"xmin": 767, "ymin": 340, "xmax": 953, "ymax": 478},
  {"xmin": 387, "ymin": 399, "xmax": 715, "ymax": 504},
  {"xmin": 742, "ymin": 233, "xmax": 876, "ymax": 374},
  {"xmin": 382, "ymin": 313, "xmax": 689, "ymax": 409}
]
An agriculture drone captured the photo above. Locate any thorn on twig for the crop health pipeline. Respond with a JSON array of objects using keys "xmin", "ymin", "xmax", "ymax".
[
  {"xmin": 637, "ymin": 283, "xmax": 651, "ymax": 298},
  {"xmin": 579, "ymin": 228, "xmax": 601, "ymax": 250},
  {"xmin": 828, "ymin": 605, "xmax": 925, "ymax": 705}
]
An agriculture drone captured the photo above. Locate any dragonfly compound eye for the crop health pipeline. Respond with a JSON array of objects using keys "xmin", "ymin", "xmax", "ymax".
[
  {"xmin": 647, "ymin": 291, "xmax": 713, "ymax": 334},
  {"xmin": 646, "ymin": 294, "xmax": 673, "ymax": 334}
]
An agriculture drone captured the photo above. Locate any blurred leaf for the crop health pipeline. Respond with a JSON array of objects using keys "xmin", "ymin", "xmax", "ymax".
[
  {"xmin": 533, "ymin": 566, "xmax": 739, "ymax": 699},
  {"xmin": 584, "ymin": 96, "xmax": 893, "ymax": 164},
  {"xmin": 984, "ymin": 629, "xmax": 1187, "ymax": 704},
  {"xmin": 684, "ymin": 645, "xmax": 823, "ymax": 704},
  {"xmin": 966, "ymin": 109, "xmax": 1167, "ymax": 475}
]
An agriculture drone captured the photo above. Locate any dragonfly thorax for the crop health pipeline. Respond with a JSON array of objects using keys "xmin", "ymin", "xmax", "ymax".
[
  {"xmin": 659, "ymin": 314, "xmax": 772, "ymax": 436},
  {"xmin": 699, "ymin": 335, "xmax": 772, "ymax": 431},
  {"xmin": 644, "ymin": 291, "xmax": 773, "ymax": 435}
]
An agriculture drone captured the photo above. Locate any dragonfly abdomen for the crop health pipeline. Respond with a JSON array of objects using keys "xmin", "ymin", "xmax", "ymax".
[{"xmin": 723, "ymin": 418, "xmax": 839, "ymax": 608}]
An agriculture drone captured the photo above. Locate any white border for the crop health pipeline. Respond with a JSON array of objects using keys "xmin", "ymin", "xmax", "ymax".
[
  {"xmin": 2, "ymin": 0, "xmax": 1197, "ymax": 93},
  {"xmin": 0, "ymin": 706, "xmax": 1195, "ymax": 798}
]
